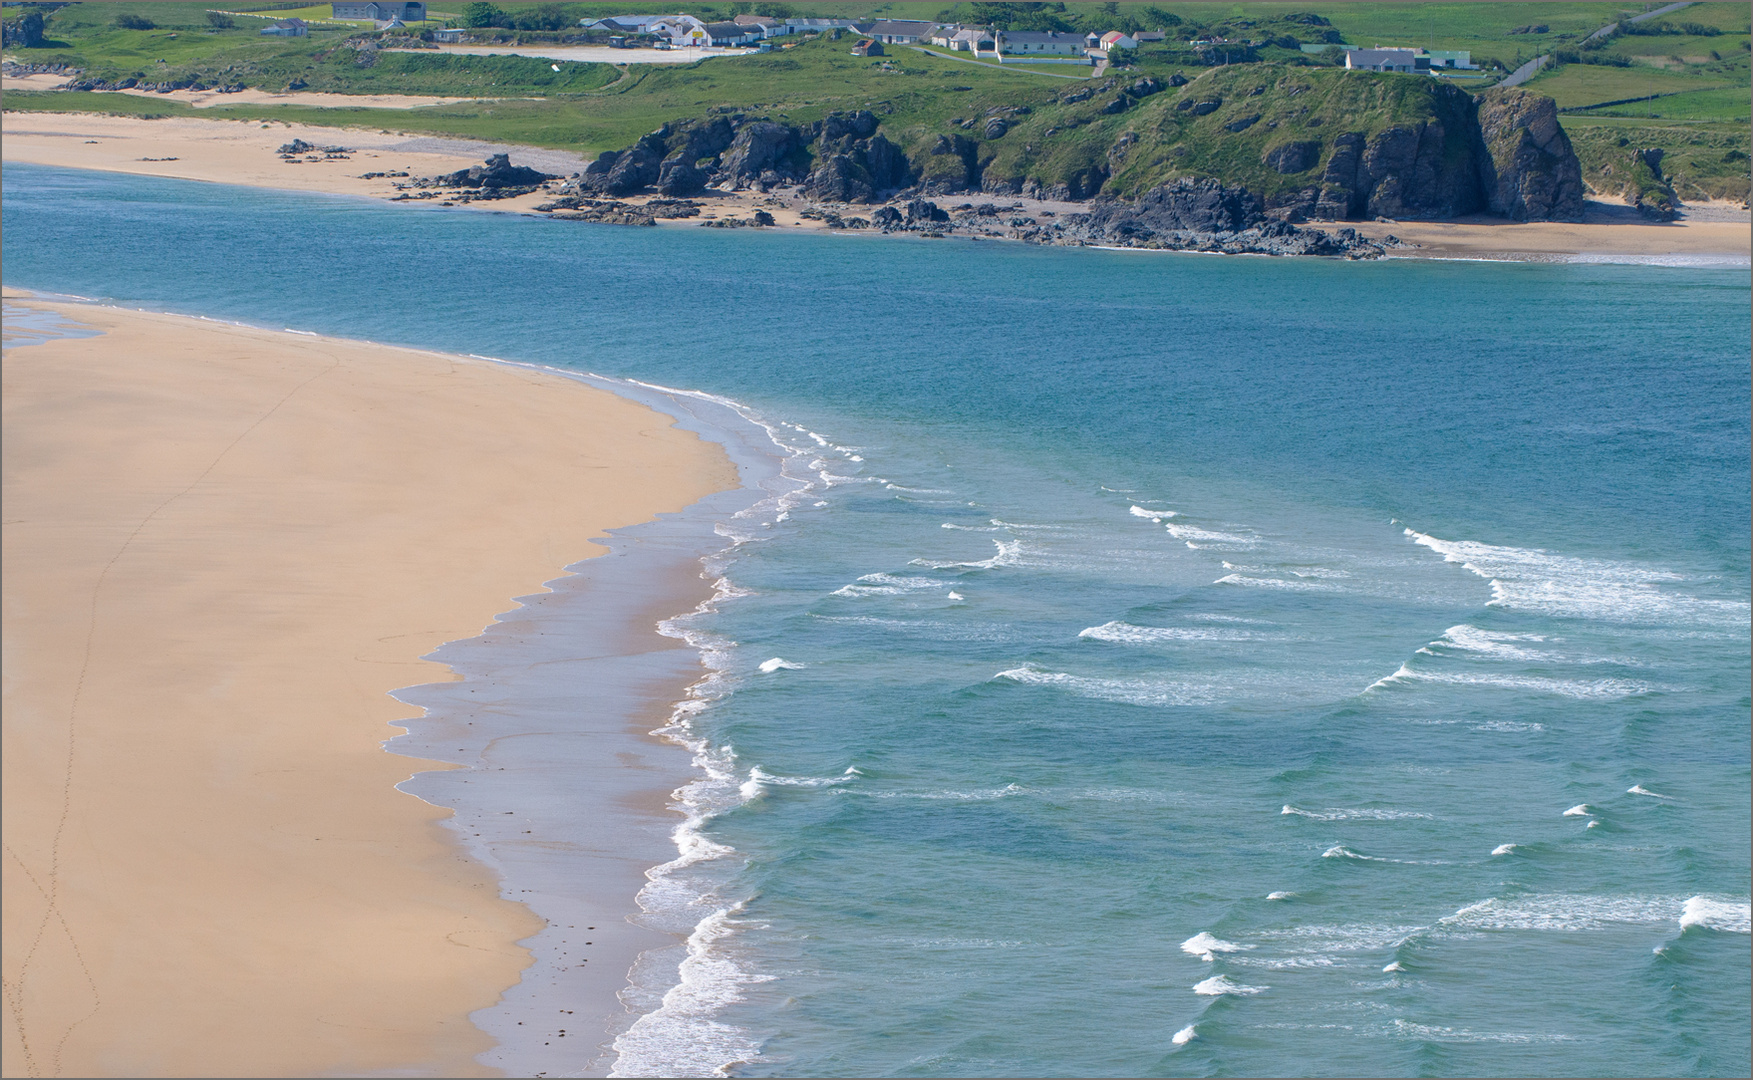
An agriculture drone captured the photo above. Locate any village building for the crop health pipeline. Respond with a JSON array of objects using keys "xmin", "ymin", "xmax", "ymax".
[
  {"xmin": 856, "ymin": 20, "xmax": 938, "ymax": 45},
  {"xmin": 932, "ymin": 26, "xmax": 993, "ymax": 51},
  {"xmin": 331, "ymin": 1, "xmax": 424, "ymax": 20},
  {"xmin": 430, "ymin": 26, "xmax": 467, "ymax": 42},
  {"xmin": 260, "ymin": 17, "xmax": 308, "ymax": 36},
  {"xmin": 784, "ymin": 18, "xmax": 860, "ymax": 33},
  {"xmin": 733, "ymin": 14, "xmax": 788, "ymax": 37},
  {"xmin": 1098, "ymin": 31, "xmax": 1138, "ymax": 51},
  {"xmin": 851, "ymin": 37, "xmax": 883, "ymax": 57},
  {"xmin": 993, "ymin": 30, "xmax": 1085, "ymax": 58},
  {"xmin": 1345, "ymin": 47, "xmax": 1426, "ymax": 73}
]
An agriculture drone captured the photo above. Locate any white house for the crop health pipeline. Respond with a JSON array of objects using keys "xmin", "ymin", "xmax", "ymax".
[
  {"xmin": 784, "ymin": 18, "xmax": 859, "ymax": 33},
  {"xmin": 857, "ymin": 20, "xmax": 939, "ymax": 45},
  {"xmin": 260, "ymin": 17, "xmax": 308, "ymax": 36},
  {"xmin": 734, "ymin": 14, "xmax": 787, "ymax": 37},
  {"xmin": 1099, "ymin": 31, "xmax": 1137, "ymax": 51},
  {"xmin": 1345, "ymin": 48, "xmax": 1424, "ymax": 73},
  {"xmin": 994, "ymin": 30, "xmax": 1084, "ymax": 57},
  {"xmin": 647, "ymin": 15, "xmax": 709, "ymax": 46},
  {"xmin": 932, "ymin": 25, "xmax": 993, "ymax": 51}
]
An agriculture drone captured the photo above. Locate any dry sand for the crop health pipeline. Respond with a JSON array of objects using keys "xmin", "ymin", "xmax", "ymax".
[
  {"xmin": 1352, "ymin": 197, "xmax": 1750, "ymax": 261},
  {"xmin": 3, "ymin": 71, "xmax": 511, "ymax": 108},
  {"xmin": 5, "ymin": 109, "xmax": 1745, "ymax": 258},
  {"xmin": 1, "ymin": 293, "xmax": 734, "ymax": 1077}
]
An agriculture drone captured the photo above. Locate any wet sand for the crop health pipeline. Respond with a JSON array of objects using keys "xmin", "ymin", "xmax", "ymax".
[{"xmin": 1, "ymin": 293, "xmax": 735, "ymax": 1077}]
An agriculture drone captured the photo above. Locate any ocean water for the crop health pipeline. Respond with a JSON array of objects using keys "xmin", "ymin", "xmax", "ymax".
[{"xmin": 4, "ymin": 162, "xmax": 1749, "ymax": 1077}]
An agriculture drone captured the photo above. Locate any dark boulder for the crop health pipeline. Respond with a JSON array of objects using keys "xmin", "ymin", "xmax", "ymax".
[
  {"xmin": 439, "ymin": 153, "xmax": 556, "ymax": 190},
  {"xmin": 1100, "ymin": 96, "xmax": 1129, "ymax": 115},
  {"xmin": 871, "ymin": 205, "xmax": 904, "ymax": 227},
  {"xmin": 1224, "ymin": 114, "xmax": 1261, "ymax": 133},
  {"xmin": 1167, "ymin": 72, "xmax": 1188, "ymax": 87},
  {"xmin": 984, "ymin": 117, "xmax": 1010, "ymax": 139},
  {"xmin": 904, "ymin": 199, "xmax": 948, "ymax": 224}
]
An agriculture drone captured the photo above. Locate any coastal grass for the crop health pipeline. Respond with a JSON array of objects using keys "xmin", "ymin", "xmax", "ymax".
[{"xmin": 1566, "ymin": 118, "xmax": 1751, "ymax": 202}]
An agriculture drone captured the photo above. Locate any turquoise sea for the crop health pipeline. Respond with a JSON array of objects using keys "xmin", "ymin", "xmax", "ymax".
[{"xmin": 4, "ymin": 163, "xmax": 1749, "ymax": 1077}]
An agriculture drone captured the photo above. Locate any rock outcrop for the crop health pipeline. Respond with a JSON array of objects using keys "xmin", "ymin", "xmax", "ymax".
[
  {"xmin": 803, "ymin": 110, "xmax": 910, "ymax": 203},
  {"xmin": 1054, "ymin": 178, "xmax": 1383, "ymax": 257},
  {"xmin": 440, "ymin": 153, "xmax": 554, "ymax": 189},
  {"xmin": 1475, "ymin": 87, "xmax": 1585, "ymax": 222}
]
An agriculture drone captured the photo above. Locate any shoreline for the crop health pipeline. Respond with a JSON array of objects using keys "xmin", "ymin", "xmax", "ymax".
[
  {"xmin": 1, "ymin": 292, "xmax": 739, "ymax": 1076},
  {"xmin": 3, "ymin": 108, "xmax": 1747, "ymax": 262}
]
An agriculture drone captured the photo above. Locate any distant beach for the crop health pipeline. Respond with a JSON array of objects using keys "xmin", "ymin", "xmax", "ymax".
[
  {"xmin": 3, "ymin": 107, "xmax": 1747, "ymax": 262},
  {"xmin": 0, "ymin": 292, "xmax": 734, "ymax": 1076}
]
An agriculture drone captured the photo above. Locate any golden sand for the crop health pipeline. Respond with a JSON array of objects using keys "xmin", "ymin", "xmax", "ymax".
[{"xmin": 1, "ymin": 295, "xmax": 734, "ymax": 1077}]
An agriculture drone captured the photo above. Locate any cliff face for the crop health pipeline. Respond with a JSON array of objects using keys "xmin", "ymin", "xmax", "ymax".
[{"xmin": 1475, "ymin": 87, "xmax": 1586, "ymax": 222}]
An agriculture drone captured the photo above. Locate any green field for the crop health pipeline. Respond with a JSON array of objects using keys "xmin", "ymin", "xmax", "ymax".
[{"xmin": 5, "ymin": 2, "xmax": 1747, "ymax": 204}]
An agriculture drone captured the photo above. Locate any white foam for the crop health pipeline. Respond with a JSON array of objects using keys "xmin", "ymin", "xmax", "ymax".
[
  {"xmin": 738, "ymin": 765, "xmax": 859, "ymax": 799},
  {"xmin": 1425, "ymin": 624, "xmax": 1548, "ymax": 661},
  {"xmin": 1266, "ymin": 891, "xmax": 1296, "ymax": 901},
  {"xmin": 1214, "ymin": 573, "xmax": 1327, "ymax": 591},
  {"xmin": 1079, "ymin": 621, "xmax": 1270, "ymax": 644},
  {"xmin": 909, "ymin": 539, "xmax": 1024, "ymax": 570},
  {"xmin": 1368, "ymin": 666, "xmax": 1654, "ymax": 700},
  {"xmin": 1389, "ymin": 1019, "xmax": 1574, "ymax": 1045},
  {"xmin": 941, "ymin": 522, "xmax": 1001, "ymax": 531},
  {"xmin": 1192, "ymin": 975, "xmax": 1265, "ymax": 996},
  {"xmin": 1680, "ymin": 896, "xmax": 1752, "ymax": 933},
  {"xmin": 1627, "ymin": 784, "xmax": 1670, "ymax": 799},
  {"xmin": 1403, "ymin": 528, "xmax": 1749, "ymax": 626},
  {"xmin": 1171, "ymin": 1024, "xmax": 1196, "ymax": 1045},
  {"xmin": 832, "ymin": 573, "xmax": 945, "ymax": 597},
  {"xmin": 1382, "ymin": 961, "xmax": 1406, "ymax": 973},
  {"xmin": 608, "ymin": 908, "xmax": 773, "ymax": 1077},
  {"xmin": 947, "ymin": 591, "xmax": 964, "ymax": 601},
  {"xmin": 1472, "ymin": 720, "xmax": 1545, "ymax": 732},
  {"xmin": 1441, "ymin": 893, "xmax": 1702, "ymax": 933},
  {"xmin": 1321, "ymin": 845, "xmax": 1443, "ymax": 865},
  {"xmin": 1562, "ymin": 804, "xmax": 1591, "ymax": 817},
  {"xmin": 1491, "ymin": 843, "xmax": 1518, "ymax": 856},
  {"xmin": 1130, "ymin": 505, "xmax": 1178, "ymax": 520},
  {"xmin": 1181, "ymin": 932, "xmax": 1251, "ymax": 960},
  {"xmin": 1167, "ymin": 523, "xmax": 1254, "ymax": 545},
  {"xmin": 757, "ymin": 657, "xmax": 804, "ymax": 674},
  {"xmin": 1282, "ymin": 805, "xmax": 1433, "ymax": 821},
  {"xmin": 994, "ymin": 665, "xmax": 1215, "ymax": 707}
]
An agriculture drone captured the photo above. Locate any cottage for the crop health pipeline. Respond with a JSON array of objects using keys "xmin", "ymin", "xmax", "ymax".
[
  {"xmin": 331, "ymin": 1, "xmax": 424, "ymax": 20},
  {"xmin": 584, "ymin": 15, "xmax": 665, "ymax": 32},
  {"xmin": 701, "ymin": 21, "xmax": 759, "ymax": 46},
  {"xmin": 1345, "ymin": 48, "xmax": 1425, "ymax": 73},
  {"xmin": 784, "ymin": 18, "xmax": 859, "ymax": 33},
  {"xmin": 851, "ymin": 37, "xmax": 883, "ymax": 57},
  {"xmin": 994, "ymin": 30, "xmax": 1084, "ymax": 57},
  {"xmin": 857, "ymin": 19, "xmax": 937, "ymax": 45},
  {"xmin": 1099, "ymin": 31, "xmax": 1137, "ymax": 51},
  {"xmin": 647, "ymin": 15, "xmax": 708, "ymax": 46},
  {"xmin": 944, "ymin": 27, "xmax": 993, "ymax": 51},
  {"xmin": 734, "ymin": 14, "xmax": 787, "ymax": 37},
  {"xmin": 431, "ymin": 27, "xmax": 467, "ymax": 42},
  {"xmin": 1134, "ymin": 31, "xmax": 1166, "ymax": 43},
  {"xmin": 260, "ymin": 17, "xmax": 308, "ymax": 36}
]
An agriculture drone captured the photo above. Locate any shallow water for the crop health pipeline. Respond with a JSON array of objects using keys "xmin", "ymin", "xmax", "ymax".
[{"xmin": 5, "ymin": 163, "xmax": 1749, "ymax": 1077}]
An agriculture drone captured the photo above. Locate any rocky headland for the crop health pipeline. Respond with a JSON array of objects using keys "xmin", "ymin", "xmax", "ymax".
[{"xmin": 501, "ymin": 66, "xmax": 1589, "ymax": 258}]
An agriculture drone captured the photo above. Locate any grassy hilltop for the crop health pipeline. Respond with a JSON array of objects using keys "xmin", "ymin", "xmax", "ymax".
[{"xmin": 4, "ymin": 1, "xmax": 1748, "ymax": 204}]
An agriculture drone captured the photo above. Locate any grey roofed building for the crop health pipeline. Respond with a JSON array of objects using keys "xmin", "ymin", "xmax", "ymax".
[
  {"xmin": 858, "ymin": 19, "xmax": 938, "ymax": 44},
  {"xmin": 1345, "ymin": 47, "xmax": 1426, "ymax": 73},
  {"xmin": 331, "ymin": 1, "xmax": 425, "ymax": 20},
  {"xmin": 701, "ymin": 21, "xmax": 759, "ymax": 45},
  {"xmin": 993, "ymin": 29, "xmax": 1084, "ymax": 55},
  {"xmin": 260, "ymin": 17, "xmax": 308, "ymax": 36}
]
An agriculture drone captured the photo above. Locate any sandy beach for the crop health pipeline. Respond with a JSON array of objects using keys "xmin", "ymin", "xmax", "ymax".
[
  {"xmin": 3, "ymin": 108, "xmax": 1746, "ymax": 258},
  {"xmin": 1, "ymin": 294, "xmax": 734, "ymax": 1076}
]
